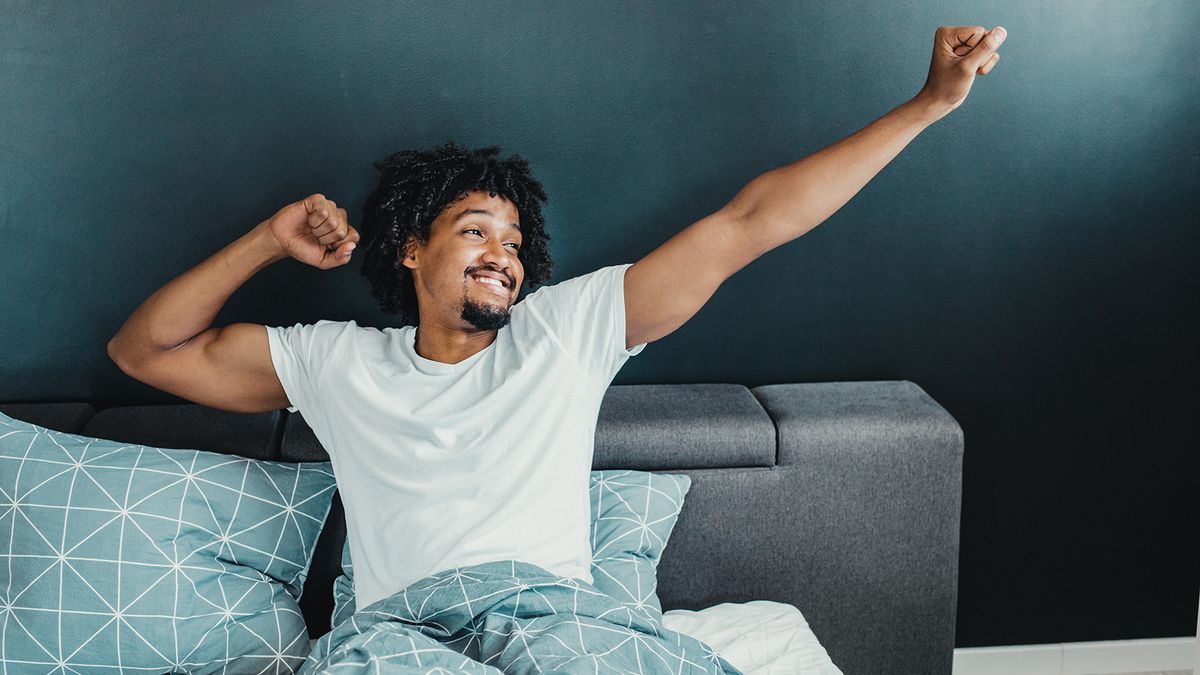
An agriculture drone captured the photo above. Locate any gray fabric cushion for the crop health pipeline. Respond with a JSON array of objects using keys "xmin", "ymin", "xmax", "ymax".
[
  {"xmin": 594, "ymin": 384, "xmax": 776, "ymax": 469},
  {"xmin": 280, "ymin": 411, "xmax": 330, "ymax": 462},
  {"xmin": 81, "ymin": 404, "xmax": 283, "ymax": 461},
  {"xmin": 752, "ymin": 380, "xmax": 963, "ymax": 466},
  {"xmin": 0, "ymin": 402, "xmax": 94, "ymax": 434}
]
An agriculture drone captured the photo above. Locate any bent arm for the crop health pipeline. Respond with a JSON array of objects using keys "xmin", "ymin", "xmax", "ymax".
[
  {"xmin": 108, "ymin": 221, "xmax": 294, "ymax": 413},
  {"xmin": 625, "ymin": 95, "xmax": 946, "ymax": 349}
]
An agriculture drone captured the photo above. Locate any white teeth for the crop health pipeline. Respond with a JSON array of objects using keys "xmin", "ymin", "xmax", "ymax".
[{"xmin": 473, "ymin": 276, "xmax": 505, "ymax": 288}]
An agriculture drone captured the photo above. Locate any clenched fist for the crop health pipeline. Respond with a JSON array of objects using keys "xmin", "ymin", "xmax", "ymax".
[
  {"xmin": 264, "ymin": 194, "xmax": 361, "ymax": 270},
  {"xmin": 916, "ymin": 25, "xmax": 1008, "ymax": 121}
]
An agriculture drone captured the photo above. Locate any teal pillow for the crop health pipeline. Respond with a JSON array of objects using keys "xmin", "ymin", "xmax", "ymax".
[
  {"xmin": 330, "ymin": 469, "xmax": 690, "ymax": 630},
  {"xmin": 588, "ymin": 469, "xmax": 691, "ymax": 624},
  {"xmin": 0, "ymin": 410, "xmax": 337, "ymax": 673}
]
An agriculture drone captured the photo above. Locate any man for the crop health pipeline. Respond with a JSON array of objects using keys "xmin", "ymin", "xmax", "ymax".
[{"xmin": 108, "ymin": 24, "xmax": 1005, "ymax": 617}]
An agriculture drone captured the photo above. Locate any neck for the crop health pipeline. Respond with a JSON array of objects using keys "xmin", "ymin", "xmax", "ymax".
[{"xmin": 413, "ymin": 324, "xmax": 497, "ymax": 364}]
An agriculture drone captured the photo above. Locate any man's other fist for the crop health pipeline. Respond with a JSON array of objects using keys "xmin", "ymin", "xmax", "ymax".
[{"xmin": 265, "ymin": 194, "xmax": 361, "ymax": 270}]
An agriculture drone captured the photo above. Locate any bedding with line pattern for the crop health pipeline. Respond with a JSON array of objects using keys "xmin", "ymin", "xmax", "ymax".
[{"xmin": 299, "ymin": 559, "xmax": 743, "ymax": 674}]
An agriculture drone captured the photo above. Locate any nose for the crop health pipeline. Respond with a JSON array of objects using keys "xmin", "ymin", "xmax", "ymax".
[
  {"xmin": 479, "ymin": 237, "xmax": 510, "ymax": 267},
  {"xmin": 476, "ymin": 239, "xmax": 519, "ymax": 289}
]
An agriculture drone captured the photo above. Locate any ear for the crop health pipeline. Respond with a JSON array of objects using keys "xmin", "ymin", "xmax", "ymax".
[{"xmin": 399, "ymin": 235, "xmax": 420, "ymax": 271}]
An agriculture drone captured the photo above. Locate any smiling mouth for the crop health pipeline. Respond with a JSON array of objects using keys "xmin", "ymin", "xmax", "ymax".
[{"xmin": 470, "ymin": 275, "xmax": 509, "ymax": 295}]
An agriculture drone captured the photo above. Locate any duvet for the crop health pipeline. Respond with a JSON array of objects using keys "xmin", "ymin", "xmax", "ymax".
[{"xmin": 299, "ymin": 560, "xmax": 743, "ymax": 674}]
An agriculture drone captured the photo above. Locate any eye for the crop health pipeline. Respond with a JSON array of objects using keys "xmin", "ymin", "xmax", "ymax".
[
  {"xmin": 463, "ymin": 227, "xmax": 520, "ymax": 251},
  {"xmin": 465, "ymin": 229, "xmax": 523, "ymax": 251}
]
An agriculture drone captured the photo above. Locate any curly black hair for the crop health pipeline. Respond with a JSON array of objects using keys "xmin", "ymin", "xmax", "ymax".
[{"xmin": 357, "ymin": 141, "xmax": 553, "ymax": 324}]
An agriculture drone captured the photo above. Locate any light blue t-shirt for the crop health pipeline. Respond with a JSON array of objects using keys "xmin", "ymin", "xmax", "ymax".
[{"xmin": 265, "ymin": 263, "xmax": 647, "ymax": 611}]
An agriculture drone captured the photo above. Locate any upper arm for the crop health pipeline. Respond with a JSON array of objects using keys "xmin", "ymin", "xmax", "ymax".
[
  {"xmin": 109, "ymin": 323, "xmax": 291, "ymax": 414},
  {"xmin": 624, "ymin": 207, "xmax": 765, "ymax": 349}
]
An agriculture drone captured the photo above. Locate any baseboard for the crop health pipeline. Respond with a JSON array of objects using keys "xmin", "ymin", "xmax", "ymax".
[{"xmin": 952, "ymin": 636, "xmax": 1196, "ymax": 675}]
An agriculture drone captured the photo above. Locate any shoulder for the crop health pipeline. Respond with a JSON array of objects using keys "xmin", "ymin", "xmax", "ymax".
[
  {"xmin": 268, "ymin": 319, "xmax": 382, "ymax": 346},
  {"xmin": 518, "ymin": 264, "xmax": 631, "ymax": 308}
]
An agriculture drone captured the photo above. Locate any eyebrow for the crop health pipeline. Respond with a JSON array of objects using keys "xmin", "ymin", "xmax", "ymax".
[{"xmin": 453, "ymin": 208, "xmax": 521, "ymax": 233}]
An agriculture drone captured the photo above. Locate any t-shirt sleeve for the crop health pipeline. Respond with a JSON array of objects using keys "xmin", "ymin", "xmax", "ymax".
[
  {"xmin": 264, "ymin": 319, "xmax": 354, "ymax": 414},
  {"xmin": 519, "ymin": 263, "xmax": 647, "ymax": 389}
]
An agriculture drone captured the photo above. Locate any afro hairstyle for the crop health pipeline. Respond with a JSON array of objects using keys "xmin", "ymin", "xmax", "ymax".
[{"xmin": 356, "ymin": 141, "xmax": 553, "ymax": 324}]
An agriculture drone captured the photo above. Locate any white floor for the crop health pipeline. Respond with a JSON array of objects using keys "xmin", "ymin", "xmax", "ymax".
[
  {"xmin": 952, "ymin": 637, "xmax": 1196, "ymax": 675},
  {"xmin": 1104, "ymin": 671, "xmax": 1190, "ymax": 675}
]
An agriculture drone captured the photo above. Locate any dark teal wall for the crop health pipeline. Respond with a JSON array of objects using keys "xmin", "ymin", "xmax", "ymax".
[{"xmin": 2, "ymin": 0, "xmax": 1196, "ymax": 649}]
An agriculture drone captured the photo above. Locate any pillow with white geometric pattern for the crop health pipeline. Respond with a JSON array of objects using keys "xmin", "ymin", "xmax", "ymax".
[
  {"xmin": 329, "ymin": 470, "xmax": 691, "ymax": 631},
  {"xmin": 0, "ymin": 410, "xmax": 337, "ymax": 674}
]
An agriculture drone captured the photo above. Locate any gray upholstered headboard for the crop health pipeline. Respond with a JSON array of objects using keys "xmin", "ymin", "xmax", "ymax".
[{"xmin": 0, "ymin": 380, "xmax": 963, "ymax": 675}]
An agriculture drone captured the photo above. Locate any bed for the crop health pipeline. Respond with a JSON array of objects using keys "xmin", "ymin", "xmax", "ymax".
[{"xmin": 0, "ymin": 380, "xmax": 962, "ymax": 674}]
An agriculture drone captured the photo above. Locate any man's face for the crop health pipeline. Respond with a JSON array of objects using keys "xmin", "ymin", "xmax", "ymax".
[{"xmin": 402, "ymin": 190, "xmax": 525, "ymax": 331}]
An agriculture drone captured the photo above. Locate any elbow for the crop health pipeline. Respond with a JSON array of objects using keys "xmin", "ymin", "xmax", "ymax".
[
  {"xmin": 106, "ymin": 337, "xmax": 122, "ymax": 364},
  {"xmin": 107, "ymin": 338, "xmax": 138, "ymax": 375}
]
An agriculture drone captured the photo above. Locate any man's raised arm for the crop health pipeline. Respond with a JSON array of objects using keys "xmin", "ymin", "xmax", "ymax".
[
  {"xmin": 107, "ymin": 194, "xmax": 360, "ymax": 413},
  {"xmin": 624, "ymin": 25, "xmax": 1007, "ymax": 349}
]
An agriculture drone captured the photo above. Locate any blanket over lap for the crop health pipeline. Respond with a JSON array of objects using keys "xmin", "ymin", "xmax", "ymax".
[{"xmin": 299, "ymin": 560, "xmax": 742, "ymax": 674}]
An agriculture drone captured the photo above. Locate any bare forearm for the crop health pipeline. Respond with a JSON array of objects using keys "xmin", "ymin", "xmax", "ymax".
[
  {"xmin": 729, "ymin": 95, "xmax": 944, "ymax": 251},
  {"xmin": 108, "ymin": 221, "xmax": 286, "ymax": 361}
]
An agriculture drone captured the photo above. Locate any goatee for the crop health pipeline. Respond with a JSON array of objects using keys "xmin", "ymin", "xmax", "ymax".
[{"xmin": 461, "ymin": 297, "xmax": 511, "ymax": 331}]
